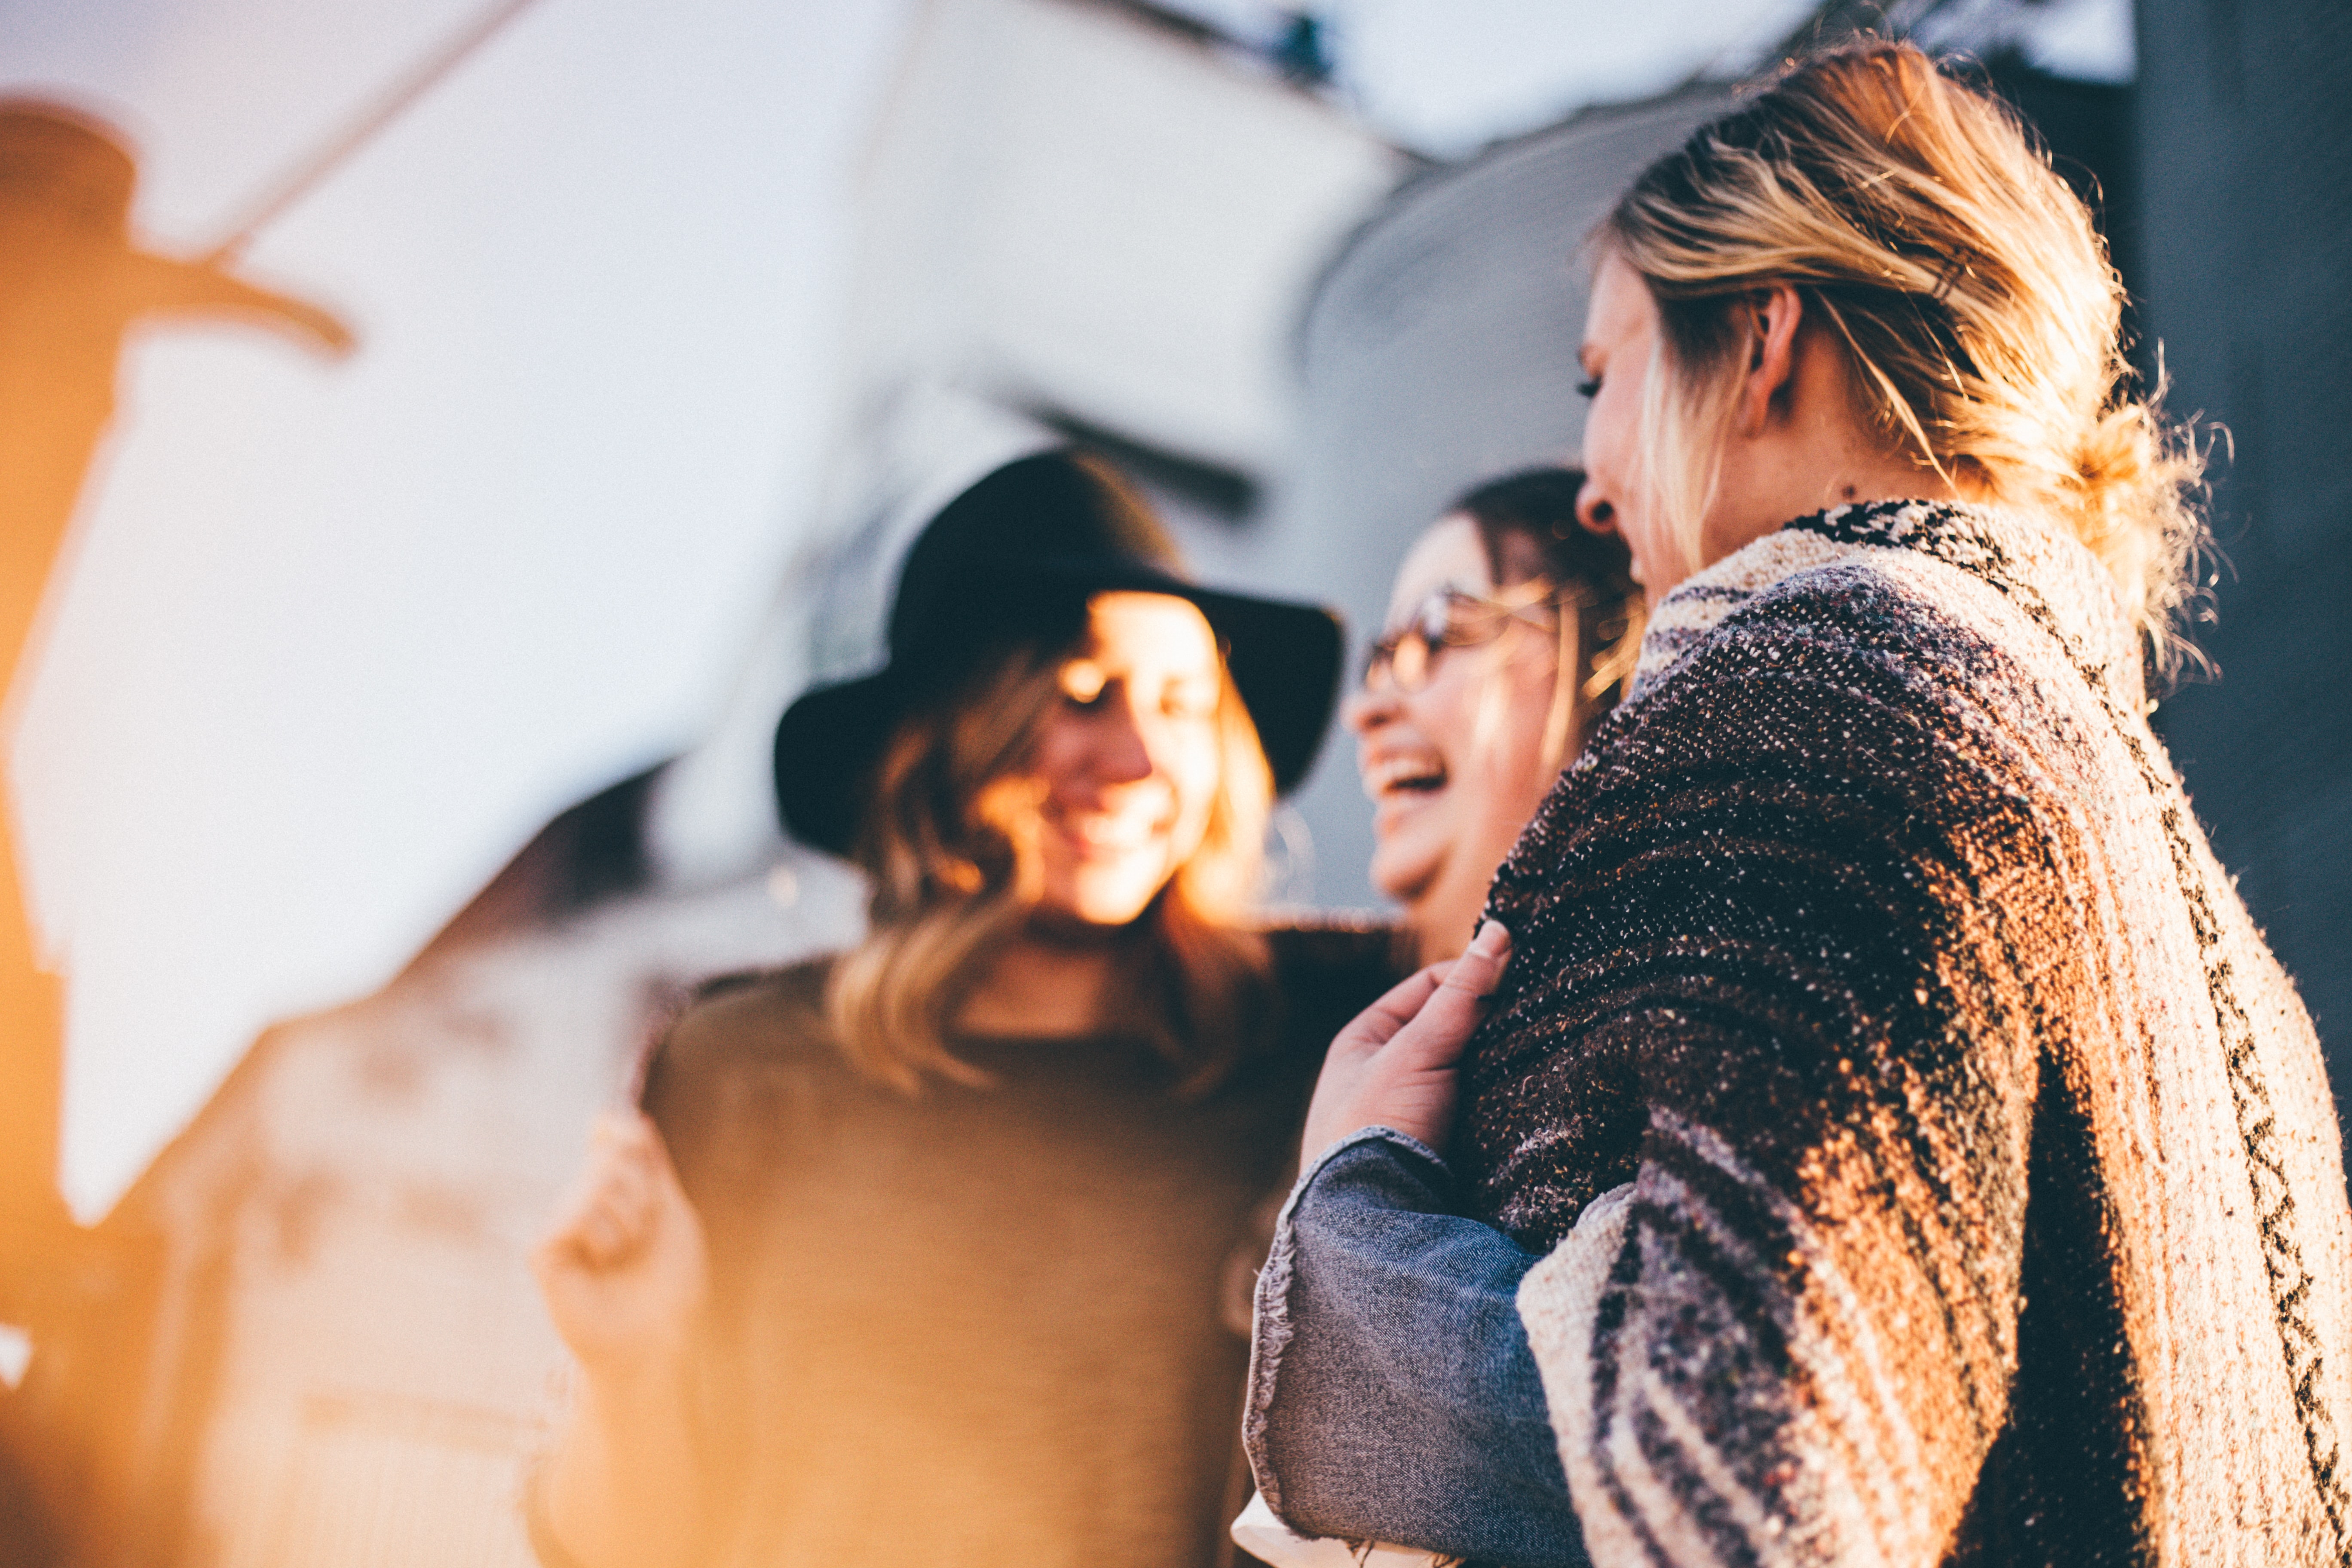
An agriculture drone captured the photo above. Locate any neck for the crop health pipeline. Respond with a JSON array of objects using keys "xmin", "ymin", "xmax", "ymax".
[
  {"xmin": 1703, "ymin": 447, "xmax": 1962, "ymax": 575},
  {"xmin": 1695, "ymin": 321, "xmax": 1968, "ymax": 581},
  {"xmin": 954, "ymin": 924, "xmax": 1123, "ymax": 1038},
  {"xmin": 1407, "ymin": 830, "xmax": 1521, "ymax": 969}
]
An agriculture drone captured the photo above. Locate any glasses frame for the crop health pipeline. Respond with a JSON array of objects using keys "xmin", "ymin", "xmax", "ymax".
[{"xmin": 1361, "ymin": 579, "xmax": 1567, "ymax": 695}]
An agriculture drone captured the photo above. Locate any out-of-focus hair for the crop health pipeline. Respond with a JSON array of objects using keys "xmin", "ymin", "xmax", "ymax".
[
  {"xmin": 1601, "ymin": 39, "xmax": 2206, "ymax": 674},
  {"xmin": 825, "ymin": 612, "xmax": 1273, "ymax": 1097},
  {"xmin": 1451, "ymin": 466, "xmax": 1646, "ymax": 767}
]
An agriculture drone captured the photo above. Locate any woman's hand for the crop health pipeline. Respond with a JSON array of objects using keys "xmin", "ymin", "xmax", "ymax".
[
  {"xmin": 530, "ymin": 1112, "xmax": 713, "ymax": 1568},
  {"xmin": 532, "ymin": 1111, "xmax": 709, "ymax": 1379},
  {"xmin": 1301, "ymin": 920, "xmax": 1511, "ymax": 1164}
]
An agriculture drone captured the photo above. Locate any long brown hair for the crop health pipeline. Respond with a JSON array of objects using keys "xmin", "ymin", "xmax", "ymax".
[
  {"xmin": 1602, "ymin": 40, "xmax": 2206, "ymax": 675},
  {"xmin": 824, "ymin": 609, "xmax": 1274, "ymax": 1097},
  {"xmin": 1452, "ymin": 466, "xmax": 1646, "ymax": 766}
]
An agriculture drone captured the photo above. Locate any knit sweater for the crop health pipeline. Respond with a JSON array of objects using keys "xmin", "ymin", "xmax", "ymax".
[{"xmin": 1467, "ymin": 501, "xmax": 2352, "ymax": 1566}]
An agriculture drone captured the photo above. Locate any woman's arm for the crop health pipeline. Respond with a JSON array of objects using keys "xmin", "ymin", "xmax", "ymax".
[
  {"xmin": 1245, "ymin": 928, "xmax": 1590, "ymax": 1567},
  {"xmin": 1463, "ymin": 582, "xmax": 2051, "ymax": 1567},
  {"xmin": 1246, "ymin": 1126, "xmax": 1586, "ymax": 1567},
  {"xmin": 529, "ymin": 1112, "xmax": 712, "ymax": 1568}
]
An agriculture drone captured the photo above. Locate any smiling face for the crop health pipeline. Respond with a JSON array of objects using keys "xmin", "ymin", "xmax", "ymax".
[
  {"xmin": 1023, "ymin": 591, "xmax": 1226, "ymax": 929},
  {"xmin": 1575, "ymin": 246, "xmax": 1692, "ymax": 595},
  {"xmin": 1348, "ymin": 516, "xmax": 1566, "ymax": 965}
]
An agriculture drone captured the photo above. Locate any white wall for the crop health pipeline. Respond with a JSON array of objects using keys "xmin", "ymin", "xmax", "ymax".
[{"xmin": 0, "ymin": 0, "xmax": 915, "ymax": 1219}]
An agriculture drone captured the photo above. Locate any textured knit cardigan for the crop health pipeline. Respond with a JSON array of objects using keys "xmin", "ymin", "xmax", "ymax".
[{"xmin": 1465, "ymin": 501, "xmax": 2352, "ymax": 1566}]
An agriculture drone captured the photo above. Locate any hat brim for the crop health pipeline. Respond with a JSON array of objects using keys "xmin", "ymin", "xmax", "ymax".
[{"xmin": 774, "ymin": 566, "xmax": 1341, "ymax": 857}]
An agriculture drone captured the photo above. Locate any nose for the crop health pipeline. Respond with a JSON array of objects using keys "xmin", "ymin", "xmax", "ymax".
[
  {"xmin": 1090, "ymin": 696, "xmax": 1157, "ymax": 787},
  {"xmin": 1576, "ymin": 476, "xmax": 1618, "ymax": 537},
  {"xmin": 1343, "ymin": 679, "xmax": 1400, "ymax": 736}
]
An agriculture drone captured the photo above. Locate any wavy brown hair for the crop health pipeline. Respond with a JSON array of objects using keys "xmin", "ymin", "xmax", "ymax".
[
  {"xmin": 1452, "ymin": 466, "xmax": 1647, "ymax": 769},
  {"xmin": 824, "ymin": 610, "xmax": 1274, "ymax": 1097},
  {"xmin": 1602, "ymin": 40, "xmax": 2207, "ymax": 675}
]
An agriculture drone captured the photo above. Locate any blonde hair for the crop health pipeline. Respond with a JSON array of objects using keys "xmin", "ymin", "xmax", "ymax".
[
  {"xmin": 824, "ymin": 614, "xmax": 1273, "ymax": 1096},
  {"xmin": 1603, "ymin": 40, "xmax": 2206, "ymax": 674}
]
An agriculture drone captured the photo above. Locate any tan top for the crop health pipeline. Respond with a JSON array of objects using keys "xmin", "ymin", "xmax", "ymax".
[{"xmin": 643, "ymin": 927, "xmax": 1397, "ymax": 1568}]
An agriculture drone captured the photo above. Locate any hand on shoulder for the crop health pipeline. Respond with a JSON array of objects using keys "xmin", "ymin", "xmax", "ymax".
[{"xmin": 1299, "ymin": 920, "xmax": 1511, "ymax": 1164}]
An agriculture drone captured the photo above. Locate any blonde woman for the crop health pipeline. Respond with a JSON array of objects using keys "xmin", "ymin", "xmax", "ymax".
[
  {"xmin": 1247, "ymin": 41, "xmax": 2352, "ymax": 1568},
  {"xmin": 530, "ymin": 452, "xmax": 1395, "ymax": 1568},
  {"xmin": 1350, "ymin": 467, "xmax": 1639, "ymax": 968}
]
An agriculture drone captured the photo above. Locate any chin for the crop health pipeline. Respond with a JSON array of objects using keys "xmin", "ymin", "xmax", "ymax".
[
  {"xmin": 1046, "ymin": 864, "xmax": 1172, "ymax": 929},
  {"xmin": 1368, "ymin": 830, "xmax": 1444, "ymax": 903}
]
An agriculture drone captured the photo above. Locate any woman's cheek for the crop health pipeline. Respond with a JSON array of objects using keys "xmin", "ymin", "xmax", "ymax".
[{"xmin": 1174, "ymin": 743, "xmax": 1222, "ymax": 845}]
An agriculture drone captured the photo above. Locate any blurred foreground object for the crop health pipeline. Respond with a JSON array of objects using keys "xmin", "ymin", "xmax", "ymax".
[
  {"xmin": 0, "ymin": 99, "xmax": 349, "ymax": 1566},
  {"xmin": 85, "ymin": 2, "xmax": 1396, "ymax": 1562}
]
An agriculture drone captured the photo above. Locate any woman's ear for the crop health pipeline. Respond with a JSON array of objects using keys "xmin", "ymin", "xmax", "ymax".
[{"xmin": 1734, "ymin": 283, "xmax": 1805, "ymax": 436}]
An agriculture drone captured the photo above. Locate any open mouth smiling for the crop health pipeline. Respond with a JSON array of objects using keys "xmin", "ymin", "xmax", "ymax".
[{"xmin": 1363, "ymin": 752, "xmax": 1449, "ymax": 800}]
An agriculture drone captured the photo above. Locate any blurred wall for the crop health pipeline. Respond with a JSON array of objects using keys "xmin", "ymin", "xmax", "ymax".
[{"xmin": 2136, "ymin": 0, "xmax": 2352, "ymax": 1115}]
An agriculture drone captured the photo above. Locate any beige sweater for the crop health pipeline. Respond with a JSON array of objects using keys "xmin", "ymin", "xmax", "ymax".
[
  {"xmin": 1472, "ymin": 502, "xmax": 2352, "ymax": 1565},
  {"xmin": 640, "ymin": 928, "xmax": 1396, "ymax": 1568}
]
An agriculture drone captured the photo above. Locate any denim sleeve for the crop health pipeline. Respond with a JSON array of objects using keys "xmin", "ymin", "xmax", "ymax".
[{"xmin": 1242, "ymin": 1128, "xmax": 1587, "ymax": 1568}]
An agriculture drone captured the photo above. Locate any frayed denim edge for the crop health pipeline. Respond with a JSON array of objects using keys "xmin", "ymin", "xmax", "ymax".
[{"xmin": 1240, "ymin": 1125, "xmax": 1450, "ymax": 1521}]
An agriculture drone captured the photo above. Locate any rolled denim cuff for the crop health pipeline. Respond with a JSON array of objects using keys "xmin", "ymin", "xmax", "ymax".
[{"xmin": 1243, "ymin": 1129, "xmax": 1584, "ymax": 1568}]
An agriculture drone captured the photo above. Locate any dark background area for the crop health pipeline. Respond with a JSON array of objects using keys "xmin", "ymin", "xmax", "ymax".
[{"xmin": 2139, "ymin": 0, "xmax": 2352, "ymax": 1123}]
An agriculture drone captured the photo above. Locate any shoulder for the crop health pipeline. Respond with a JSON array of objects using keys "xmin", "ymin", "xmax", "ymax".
[
  {"xmin": 658, "ymin": 957, "xmax": 836, "ymax": 1078},
  {"xmin": 1263, "ymin": 917, "xmax": 1403, "ymax": 986},
  {"xmin": 643, "ymin": 957, "xmax": 845, "ymax": 1179},
  {"xmin": 1264, "ymin": 914, "xmax": 1395, "ymax": 964},
  {"xmin": 1501, "ymin": 521, "xmax": 2113, "ymax": 921},
  {"xmin": 1704, "ymin": 551, "xmax": 2010, "ymax": 680},
  {"xmin": 1631, "ymin": 503, "xmax": 2125, "ymax": 728},
  {"xmin": 1609, "ymin": 544, "xmax": 2081, "ymax": 788}
]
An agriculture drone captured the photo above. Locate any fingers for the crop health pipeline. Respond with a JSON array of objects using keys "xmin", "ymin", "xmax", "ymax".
[
  {"xmin": 577, "ymin": 1157, "xmax": 649, "ymax": 1269},
  {"xmin": 1298, "ymin": 923, "xmax": 1511, "ymax": 1162},
  {"xmin": 1328, "ymin": 964, "xmax": 1450, "ymax": 1060},
  {"xmin": 591, "ymin": 1108, "xmax": 656, "ymax": 1155},
  {"xmin": 1440, "ymin": 920, "xmax": 1512, "ymax": 998},
  {"xmin": 1383, "ymin": 922, "xmax": 1513, "ymax": 1075},
  {"xmin": 539, "ymin": 1113, "xmax": 678, "ymax": 1274}
]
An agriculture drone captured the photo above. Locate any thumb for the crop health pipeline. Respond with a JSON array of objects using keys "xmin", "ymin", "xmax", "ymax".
[
  {"xmin": 1442, "ymin": 919, "xmax": 1512, "ymax": 998},
  {"xmin": 1384, "ymin": 921, "xmax": 1512, "ymax": 1074}
]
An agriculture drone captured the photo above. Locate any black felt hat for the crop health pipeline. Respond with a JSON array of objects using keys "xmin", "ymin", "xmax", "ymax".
[{"xmin": 774, "ymin": 450, "xmax": 1343, "ymax": 857}]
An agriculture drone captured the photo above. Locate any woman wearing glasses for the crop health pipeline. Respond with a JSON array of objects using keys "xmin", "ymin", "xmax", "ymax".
[{"xmin": 1349, "ymin": 469, "xmax": 1640, "ymax": 968}]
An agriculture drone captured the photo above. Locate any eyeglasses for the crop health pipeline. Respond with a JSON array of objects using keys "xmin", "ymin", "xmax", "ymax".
[{"xmin": 1362, "ymin": 581, "xmax": 1564, "ymax": 694}]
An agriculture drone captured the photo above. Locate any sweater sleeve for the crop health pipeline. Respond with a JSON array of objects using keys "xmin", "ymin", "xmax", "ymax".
[{"xmin": 1471, "ymin": 570, "xmax": 2063, "ymax": 1566}]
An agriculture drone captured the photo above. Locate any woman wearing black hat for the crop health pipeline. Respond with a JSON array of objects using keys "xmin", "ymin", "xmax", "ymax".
[{"xmin": 527, "ymin": 451, "xmax": 1394, "ymax": 1568}]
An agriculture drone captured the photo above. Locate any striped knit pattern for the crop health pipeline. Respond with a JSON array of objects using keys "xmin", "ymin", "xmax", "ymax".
[{"xmin": 1473, "ymin": 501, "xmax": 2352, "ymax": 1566}]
